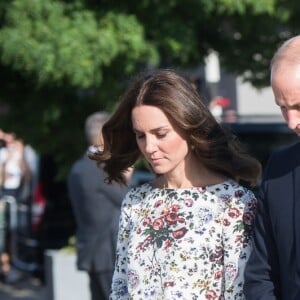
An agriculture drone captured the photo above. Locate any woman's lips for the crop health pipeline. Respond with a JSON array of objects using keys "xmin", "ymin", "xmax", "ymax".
[{"xmin": 149, "ymin": 157, "xmax": 163, "ymax": 165}]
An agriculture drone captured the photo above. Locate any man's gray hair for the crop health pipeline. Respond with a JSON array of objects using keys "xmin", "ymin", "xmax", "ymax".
[{"xmin": 85, "ymin": 111, "xmax": 110, "ymax": 145}]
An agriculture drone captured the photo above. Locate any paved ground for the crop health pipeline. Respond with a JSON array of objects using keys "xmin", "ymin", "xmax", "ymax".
[{"xmin": 0, "ymin": 275, "xmax": 46, "ymax": 300}]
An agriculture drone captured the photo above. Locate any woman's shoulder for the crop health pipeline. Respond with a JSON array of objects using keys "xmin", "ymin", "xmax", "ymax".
[
  {"xmin": 123, "ymin": 182, "xmax": 153, "ymax": 201},
  {"xmin": 221, "ymin": 179, "xmax": 257, "ymax": 203}
]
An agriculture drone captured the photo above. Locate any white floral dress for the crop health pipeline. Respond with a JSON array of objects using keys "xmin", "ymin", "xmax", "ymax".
[{"xmin": 110, "ymin": 179, "xmax": 257, "ymax": 300}]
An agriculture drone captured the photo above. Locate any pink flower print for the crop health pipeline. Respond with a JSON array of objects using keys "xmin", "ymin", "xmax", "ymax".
[
  {"xmin": 152, "ymin": 218, "xmax": 164, "ymax": 230},
  {"xmin": 177, "ymin": 216, "xmax": 185, "ymax": 223},
  {"xmin": 128, "ymin": 269, "xmax": 140, "ymax": 289},
  {"xmin": 165, "ymin": 212, "xmax": 179, "ymax": 225},
  {"xmin": 143, "ymin": 217, "xmax": 152, "ymax": 226},
  {"xmin": 184, "ymin": 198, "xmax": 193, "ymax": 207},
  {"xmin": 154, "ymin": 199, "xmax": 163, "ymax": 208},
  {"xmin": 205, "ymin": 289, "xmax": 219, "ymax": 299},
  {"xmin": 145, "ymin": 235, "xmax": 154, "ymax": 243},
  {"xmin": 172, "ymin": 227, "xmax": 188, "ymax": 239},
  {"xmin": 139, "ymin": 202, "xmax": 189, "ymax": 250},
  {"xmin": 164, "ymin": 281, "xmax": 175, "ymax": 287},
  {"xmin": 235, "ymin": 235, "xmax": 243, "ymax": 244},
  {"xmin": 220, "ymin": 194, "xmax": 232, "ymax": 202},
  {"xmin": 228, "ymin": 207, "xmax": 241, "ymax": 218},
  {"xmin": 214, "ymin": 270, "xmax": 222, "ymax": 280},
  {"xmin": 223, "ymin": 218, "xmax": 230, "ymax": 226},
  {"xmin": 235, "ymin": 189, "xmax": 245, "ymax": 197},
  {"xmin": 171, "ymin": 204, "xmax": 180, "ymax": 213},
  {"xmin": 164, "ymin": 239, "xmax": 172, "ymax": 249},
  {"xmin": 198, "ymin": 186, "xmax": 206, "ymax": 193},
  {"xmin": 248, "ymin": 200, "xmax": 257, "ymax": 215},
  {"xmin": 243, "ymin": 211, "xmax": 254, "ymax": 225},
  {"xmin": 209, "ymin": 246, "xmax": 224, "ymax": 264},
  {"xmin": 225, "ymin": 262, "xmax": 238, "ymax": 283}
]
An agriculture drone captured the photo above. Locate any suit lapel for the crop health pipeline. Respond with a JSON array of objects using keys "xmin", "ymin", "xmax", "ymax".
[{"xmin": 295, "ymin": 167, "xmax": 300, "ymax": 281}]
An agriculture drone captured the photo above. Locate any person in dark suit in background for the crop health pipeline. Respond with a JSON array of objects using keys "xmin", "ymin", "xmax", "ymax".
[
  {"xmin": 244, "ymin": 35, "xmax": 300, "ymax": 299},
  {"xmin": 67, "ymin": 112, "xmax": 132, "ymax": 300}
]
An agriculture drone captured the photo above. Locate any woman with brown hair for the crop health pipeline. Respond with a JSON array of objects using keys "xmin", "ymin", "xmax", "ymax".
[{"xmin": 90, "ymin": 69, "xmax": 261, "ymax": 299}]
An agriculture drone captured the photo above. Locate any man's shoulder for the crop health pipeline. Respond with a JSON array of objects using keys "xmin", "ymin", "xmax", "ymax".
[
  {"xmin": 69, "ymin": 154, "xmax": 100, "ymax": 175},
  {"xmin": 70, "ymin": 156, "xmax": 85, "ymax": 171},
  {"xmin": 271, "ymin": 140, "xmax": 300, "ymax": 160},
  {"xmin": 264, "ymin": 141, "xmax": 300, "ymax": 179}
]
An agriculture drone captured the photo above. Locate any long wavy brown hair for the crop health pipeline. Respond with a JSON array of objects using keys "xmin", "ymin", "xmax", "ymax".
[{"xmin": 90, "ymin": 69, "xmax": 261, "ymax": 186}]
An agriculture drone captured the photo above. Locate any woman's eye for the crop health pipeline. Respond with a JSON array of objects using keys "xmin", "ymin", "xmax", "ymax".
[
  {"xmin": 136, "ymin": 134, "xmax": 145, "ymax": 140},
  {"xmin": 157, "ymin": 133, "xmax": 167, "ymax": 138}
]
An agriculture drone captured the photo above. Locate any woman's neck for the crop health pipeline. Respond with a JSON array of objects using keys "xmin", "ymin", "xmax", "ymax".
[{"xmin": 155, "ymin": 165, "xmax": 228, "ymax": 189}]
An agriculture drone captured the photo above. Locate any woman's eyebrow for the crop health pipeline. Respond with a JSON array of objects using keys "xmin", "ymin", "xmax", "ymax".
[{"xmin": 133, "ymin": 126, "xmax": 169, "ymax": 133}]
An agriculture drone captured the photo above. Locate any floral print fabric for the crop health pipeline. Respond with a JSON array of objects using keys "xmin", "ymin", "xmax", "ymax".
[{"xmin": 110, "ymin": 180, "xmax": 257, "ymax": 300}]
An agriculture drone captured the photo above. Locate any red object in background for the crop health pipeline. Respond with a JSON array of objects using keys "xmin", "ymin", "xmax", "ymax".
[
  {"xmin": 32, "ymin": 182, "xmax": 46, "ymax": 231},
  {"xmin": 215, "ymin": 96, "xmax": 231, "ymax": 108}
]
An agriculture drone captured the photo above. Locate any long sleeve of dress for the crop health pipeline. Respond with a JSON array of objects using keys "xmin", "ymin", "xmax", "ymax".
[
  {"xmin": 110, "ymin": 192, "xmax": 132, "ymax": 300},
  {"xmin": 222, "ymin": 188, "xmax": 257, "ymax": 299}
]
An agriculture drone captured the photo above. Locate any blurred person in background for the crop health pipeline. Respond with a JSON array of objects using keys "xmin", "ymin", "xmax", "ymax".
[
  {"xmin": 0, "ymin": 132, "xmax": 31, "ymax": 198},
  {"xmin": 0, "ymin": 129, "xmax": 7, "ymax": 281},
  {"xmin": 244, "ymin": 35, "xmax": 300, "ymax": 299},
  {"xmin": 68, "ymin": 112, "xmax": 132, "ymax": 300},
  {"xmin": 0, "ymin": 131, "xmax": 32, "ymax": 283},
  {"xmin": 90, "ymin": 69, "xmax": 261, "ymax": 299}
]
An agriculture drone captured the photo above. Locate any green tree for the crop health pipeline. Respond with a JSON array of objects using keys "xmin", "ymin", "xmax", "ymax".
[{"xmin": 0, "ymin": 0, "xmax": 298, "ymax": 178}]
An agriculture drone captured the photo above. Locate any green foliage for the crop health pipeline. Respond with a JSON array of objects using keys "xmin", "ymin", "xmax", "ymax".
[
  {"xmin": 213, "ymin": 0, "xmax": 276, "ymax": 14},
  {"xmin": 0, "ymin": 0, "xmax": 158, "ymax": 87}
]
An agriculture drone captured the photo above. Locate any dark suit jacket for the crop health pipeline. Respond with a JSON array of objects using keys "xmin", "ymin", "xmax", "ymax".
[
  {"xmin": 67, "ymin": 154, "xmax": 129, "ymax": 272},
  {"xmin": 244, "ymin": 141, "xmax": 300, "ymax": 300}
]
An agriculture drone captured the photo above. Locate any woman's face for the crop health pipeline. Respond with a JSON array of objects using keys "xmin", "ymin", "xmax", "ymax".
[{"xmin": 131, "ymin": 105, "xmax": 190, "ymax": 175}]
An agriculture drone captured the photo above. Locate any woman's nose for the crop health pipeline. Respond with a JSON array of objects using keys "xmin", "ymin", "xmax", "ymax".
[{"xmin": 144, "ymin": 136, "xmax": 156, "ymax": 153}]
